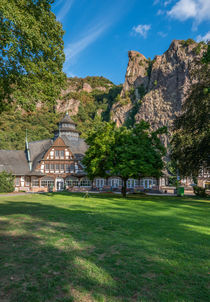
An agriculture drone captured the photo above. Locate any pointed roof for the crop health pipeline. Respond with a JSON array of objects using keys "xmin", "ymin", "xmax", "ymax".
[{"xmin": 60, "ymin": 112, "xmax": 76, "ymax": 125}]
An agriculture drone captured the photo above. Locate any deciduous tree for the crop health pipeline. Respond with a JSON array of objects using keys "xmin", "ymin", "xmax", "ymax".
[
  {"xmin": 171, "ymin": 44, "xmax": 210, "ymax": 177},
  {"xmin": 0, "ymin": 0, "xmax": 66, "ymax": 112},
  {"xmin": 83, "ymin": 121, "xmax": 166, "ymax": 197}
]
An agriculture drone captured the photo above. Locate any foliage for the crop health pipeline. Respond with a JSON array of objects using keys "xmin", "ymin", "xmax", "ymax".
[
  {"xmin": 137, "ymin": 84, "xmax": 146, "ymax": 98},
  {"xmin": 125, "ymin": 84, "xmax": 146, "ymax": 127},
  {"xmin": 147, "ymin": 57, "xmax": 154, "ymax": 80},
  {"xmin": 84, "ymin": 76, "xmax": 113, "ymax": 89},
  {"xmin": 0, "ymin": 0, "xmax": 66, "ymax": 112},
  {"xmin": 66, "ymin": 76, "xmax": 113, "ymax": 91},
  {"xmin": 171, "ymin": 44, "xmax": 210, "ymax": 177},
  {"xmin": 83, "ymin": 121, "xmax": 166, "ymax": 196},
  {"xmin": 0, "ymin": 76, "xmax": 121, "ymax": 149},
  {"xmin": 115, "ymin": 91, "xmax": 131, "ymax": 106},
  {"xmin": 193, "ymin": 186, "xmax": 207, "ymax": 198},
  {"xmin": 181, "ymin": 39, "xmax": 195, "ymax": 47},
  {"xmin": 0, "ymin": 171, "xmax": 14, "ymax": 192},
  {"xmin": 0, "ymin": 108, "xmax": 61, "ymax": 149},
  {"xmin": 70, "ymin": 85, "xmax": 122, "ymax": 139},
  {"xmin": 193, "ymin": 41, "xmax": 207, "ymax": 55}
]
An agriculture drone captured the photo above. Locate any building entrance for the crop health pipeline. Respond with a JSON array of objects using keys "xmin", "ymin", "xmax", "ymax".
[{"xmin": 56, "ymin": 178, "xmax": 64, "ymax": 191}]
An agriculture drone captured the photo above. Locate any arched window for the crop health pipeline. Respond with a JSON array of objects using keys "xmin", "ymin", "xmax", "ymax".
[
  {"xmin": 65, "ymin": 176, "xmax": 79, "ymax": 187},
  {"xmin": 80, "ymin": 177, "xmax": 92, "ymax": 187}
]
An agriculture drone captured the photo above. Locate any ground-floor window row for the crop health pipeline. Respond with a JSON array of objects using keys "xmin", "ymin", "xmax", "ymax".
[{"xmin": 15, "ymin": 176, "xmax": 163, "ymax": 189}]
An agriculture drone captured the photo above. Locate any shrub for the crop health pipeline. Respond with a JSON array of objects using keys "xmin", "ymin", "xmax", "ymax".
[
  {"xmin": 193, "ymin": 186, "xmax": 207, "ymax": 198},
  {"xmin": 181, "ymin": 39, "xmax": 195, "ymax": 47},
  {"xmin": 0, "ymin": 171, "xmax": 15, "ymax": 193}
]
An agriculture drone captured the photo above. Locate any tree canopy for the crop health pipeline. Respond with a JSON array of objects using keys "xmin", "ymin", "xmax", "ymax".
[
  {"xmin": 171, "ymin": 44, "xmax": 210, "ymax": 177},
  {"xmin": 0, "ymin": 0, "xmax": 66, "ymax": 112},
  {"xmin": 0, "ymin": 171, "xmax": 14, "ymax": 193},
  {"xmin": 83, "ymin": 121, "xmax": 166, "ymax": 196}
]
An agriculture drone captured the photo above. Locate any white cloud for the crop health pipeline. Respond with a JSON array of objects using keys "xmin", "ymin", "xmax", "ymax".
[
  {"xmin": 64, "ymin": 0, "xmax": 131, "ymax": 65},
  {"xmin": 57, "ymin": 0, "xmax": 74, "ymax": 22},
  {"xmin": 65, "ymin": 24, "xmax": 107, "ymax": 61},
  {"xmin": 196, "ymin": 31, "xmax": 210, "ymax": 42},
  {"xmin": 132, "ymin": 24, "xmax": 151, "ymax": 38},
  {"xmin": 167, "ymin": 0, "xmax": 210, "ymax": 24}
]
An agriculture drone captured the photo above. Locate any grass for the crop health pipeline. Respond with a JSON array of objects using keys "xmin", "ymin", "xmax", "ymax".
[{"xmin": 0, "ymin": 193, "xmax": 209, "ymax": 302}]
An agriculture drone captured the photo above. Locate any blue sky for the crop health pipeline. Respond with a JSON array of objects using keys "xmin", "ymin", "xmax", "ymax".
[{"xmin": 52, "ymin": 0, "xmax": 210, "ymax": 84}]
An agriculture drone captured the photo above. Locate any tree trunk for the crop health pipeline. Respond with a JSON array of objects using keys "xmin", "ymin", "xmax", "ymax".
[{"xmin": 121, "ymin": 179, "xmax": 127, "ymax": 198}]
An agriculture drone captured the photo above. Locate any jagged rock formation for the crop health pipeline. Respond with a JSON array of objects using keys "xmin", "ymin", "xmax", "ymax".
[{"xmin": 111, "ymin": 40, "xmax": 207, "ymax": 145}]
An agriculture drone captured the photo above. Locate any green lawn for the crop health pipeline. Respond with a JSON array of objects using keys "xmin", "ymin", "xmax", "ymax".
[{"xmin": 0, "ymin": 193, "xmax": 209, "ymax": 302}]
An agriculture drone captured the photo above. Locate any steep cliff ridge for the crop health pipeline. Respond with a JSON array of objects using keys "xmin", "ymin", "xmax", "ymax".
[{"xmin": 111, "ymin": 39, "xmax": 207, "ymax": 141}]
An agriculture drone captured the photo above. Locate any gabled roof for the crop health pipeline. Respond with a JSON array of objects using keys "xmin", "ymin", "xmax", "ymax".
[
  {"xmin": 61, "ymin": 135, "xmax": 88, "ymax": 159},
  {"xmin": 28, "ymin": 139, "xmax": 53, "ymax": 170},
  {"xmin": 0, "ymin": 150, "xmax": 30, "ymax": 175}
]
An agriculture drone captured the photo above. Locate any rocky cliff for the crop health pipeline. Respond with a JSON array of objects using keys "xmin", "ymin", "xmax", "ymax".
[
  {"xmin": 111, "ymin": 39, "xmax": 207, "ymax": 144},
  {"xmin": 56, "ymin": 76, "xmax": 115, "ymax": 115}
]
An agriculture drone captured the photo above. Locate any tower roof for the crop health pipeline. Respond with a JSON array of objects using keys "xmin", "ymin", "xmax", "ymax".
[{"xmin": 60, "ymin": 113, "xmax": 76, "ymax": 125}]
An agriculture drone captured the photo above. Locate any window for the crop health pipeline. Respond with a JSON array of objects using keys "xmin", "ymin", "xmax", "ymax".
[
  {"xmin": 80, "ymin": 178, "xmax": 91, "ymax": 187},
  {"xmin": 96, "ymin": 179, "xmax": 105, "ymax": 188},
  {"xmin": 50, "ymin": 164, "xmax": 54, "ymax": 170},
  {"xmin": 41, "ymin": 180, "xmax": 54, "ymax": 187},
  {"xmin": 70, "ymin": 164, "xmax": 74, "ymax": 172},
  {"xmin": 111, "ymin": 179, "xmax": 119, "ymax": 188},
  {"xmin": 65, "ymin": 164, "xmax": 70, "ymax": 172},
  {"xmin": 55, "ymin": 150, "xmax": 59, "ymax": 158},
  {"xmin": 60, "ymin": 150, "xmax": 64, "ymax": 158},
  {"xmin": 60, "ymin": 164, "xmax": 64, "ymax": 171},
  {"xmin": 25, "ymin": 176, "xmax": 30, "ymax": 186},
  {"xmin": 127, "ymin": 179, "xmax": 134, "ymax": 188},
  {"xmin": 205, "ymin": 182, "xmax": 210, "ymax": 190},
  {"xmin": 45, "ymin": 164, "xmax": 49, "ymax": 171},
  {"xmin": 15, "ymin": 177, "xmax": 20, "ymax": 186},
  {"xmin": 32, "ymin": 179, "xmax": 39, "ymax": 187},
  {"xmin": 66, "ymin": 178, "xmax": 79, "ymax": 187},
  {"xmin": 56, "ymin": 164, "xmax": 60, "ymax": 171}
]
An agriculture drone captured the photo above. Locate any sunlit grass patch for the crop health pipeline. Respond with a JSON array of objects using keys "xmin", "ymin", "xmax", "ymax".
[{"xmin": 0, "ymin": 193, "xmax": 209, "ymax": 301}]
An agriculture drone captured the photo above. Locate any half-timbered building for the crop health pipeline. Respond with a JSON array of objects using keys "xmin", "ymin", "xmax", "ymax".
[{"xmin": 1, "ymin": 113, "xmax": 208, "ymax": 193}]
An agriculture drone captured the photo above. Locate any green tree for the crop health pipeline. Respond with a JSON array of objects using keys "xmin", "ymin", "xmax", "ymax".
[
  {"xmin": 0, "ymin": 0, "xmax": 66, "ymax": 112},
  {"xmin": 0, "ymin": 171, "xmax": 15, "ymax": 192},
  {"xmin": 171, "ymin": 44, "xmax": 210, "ymax": 177},
  {"xmin": 83, "ymin": 121, "xmax": 166, "ymax": 197}
]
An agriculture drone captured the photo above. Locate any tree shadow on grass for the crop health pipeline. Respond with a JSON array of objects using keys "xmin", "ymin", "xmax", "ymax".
[{"xmin": 0, "ymin": 197, "xmax": 209, "ymax": 302}]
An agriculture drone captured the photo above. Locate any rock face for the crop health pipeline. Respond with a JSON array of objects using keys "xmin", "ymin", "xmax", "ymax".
[
  {"xmin": 56, "ymin": 76, "xmax": 115, "ymax": 115},
  {"xmin": 111, "ymin": 40, "xmax": 206, "ymax": 143}
]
